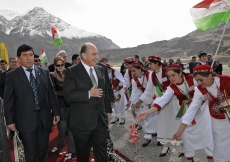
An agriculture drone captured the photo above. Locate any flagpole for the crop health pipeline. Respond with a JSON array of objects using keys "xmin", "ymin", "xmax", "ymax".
[{"xmin": 211, "ymin": 18, "xmax": 230, "ymax": 68}]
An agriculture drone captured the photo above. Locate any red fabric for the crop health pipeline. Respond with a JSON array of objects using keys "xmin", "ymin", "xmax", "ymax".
[
  {"xmin": 111, "ymin": 69, "xmax": 120, "ymax": 90},
  {"xmin": 187, "ymin": 157, "xmax": 194, "ymax": 160},
  {"xmin": 193, "ymin": 0, "xmax": 221, "ymax": 9},
  {"xmin": 124, "ymin": 57, "xmax": 134, "ymax": 63},
  {"xmin": 153, "ymin": 103, "xmax": 161, "ymax": 111},
  {"xmin": 207, "ymin": 156, "xmax": 213, "ymax": 159},
  {"xmin": 51, "ymin": 26, "xmax": 58, "ymax": 39},
  {"xmin": 197, "ymin": 75, "xmax": 230, "ymax": 119},
  {"xmin": 166, "ymin": 64, "xmax": 182, "ymax": 71},
  {"xmin": 148, "ymin": 55, "xmax": 161, "ymax": 61},
  {"xmin": 133, "ymin": 72, "xmax": 149, "ymax": 93},
  {"xmin": 193, "ymin": 64, "xmax": 212, "ymax": 73},
  {"xmin": 170, "ymin": 74, "xmax": 194, "ymax": 106},
  {"xmin": 10, "ymin": 126, "xmax": 78, "ymax": 162},
  {"xmin": 131, "ymin": 62, "xmax": 142, "ymax": 67},
  {"xmin": 152, "ymin": 68, "xmax": 170, "ymax": 92}
]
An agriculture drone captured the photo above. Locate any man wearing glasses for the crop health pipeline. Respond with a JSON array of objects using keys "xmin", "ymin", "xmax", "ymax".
[{"xmin": 34, "ymin": 54, "xmax": 41, "ymax": 67}]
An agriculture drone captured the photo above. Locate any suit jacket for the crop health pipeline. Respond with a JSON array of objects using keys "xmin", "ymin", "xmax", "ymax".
[
  {"xmin": 63, "ymin": 62, "xmax": 111, "ymax": 131},
  {"xmin": 0, "ymin": 69, "xmax": 11, "ymax": 99},
  {"xmin": 4, "ymin": 66, "xmax": 60, "ymax": 132},
  {"xmin": 215, "ymin": 63, "xmax": 223, "ymax": 75},
  {"xmin": 189, "ymin": 61, "xmax": 198, "ymax": 74},
  {"xmin": 97, "ymin": 62, "xmax": 114, "ymax": 103}
]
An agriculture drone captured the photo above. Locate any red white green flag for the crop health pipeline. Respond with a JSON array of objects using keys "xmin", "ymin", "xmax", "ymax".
[
  {"xmin": 51, "ymin": 26, "xmax": 63, "ymax": 46},
  {"xmin": 191, "ymin": 0, "xmax": 230, "ymax": 31},
  {"xmin": 39, "ymin": 48, "xmax": 47, "ymax": 64}
]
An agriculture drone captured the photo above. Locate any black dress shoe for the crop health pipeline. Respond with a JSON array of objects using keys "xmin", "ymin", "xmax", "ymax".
[
  {"xmin": 137, "ymin": 126, "xmax": 142, "ymax": 130},
  {"xmin": 152, "ymin": 133, "xmax": 157, "ymax": 137},
  {"xmin": 178, "ymin": 152, "xmax": 184, "ymax": 157},
  {"xmin": 110, "ymin": 118, "xmax": 119, "ymax": 124},
  {"xmin": 119, "ymin": 118, "xmax": 125, "ymax": 125},
  {"xmin": 157, "ymin": 141, "xmax": 163, "ymax": 146},
  {"xmin": 142, "ymin": 139, "xmax": 151, "ymax": 147},
  {"xmin": 159, "ymin": 147, "xmax": 169, "ymax": 157}
]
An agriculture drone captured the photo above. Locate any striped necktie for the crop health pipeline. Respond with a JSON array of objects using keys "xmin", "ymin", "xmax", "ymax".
[{"xmin": 26, "ymin": 69, "xmax": 40, "ymax": 110}]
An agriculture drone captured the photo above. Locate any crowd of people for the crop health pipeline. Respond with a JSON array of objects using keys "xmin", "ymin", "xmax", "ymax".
[{"xmin": 0, "ymin": 43, "xmax": 229, "ymax": 162}]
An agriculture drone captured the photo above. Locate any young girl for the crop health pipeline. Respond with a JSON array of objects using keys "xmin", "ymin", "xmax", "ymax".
[
  {"xmin": 173, "ymin": 64, "xmax": 230, "ymax": 162},
  {"xmin": 137, "ymin": 64, "xmax": 213, "ymax": 161},
  {"xmin": 130, "ymin": 62, "xmax": 150, "ymax": 130},
  {"xmin": 104, "ymin": 63, "xmax": 127, "ymax": 125}
]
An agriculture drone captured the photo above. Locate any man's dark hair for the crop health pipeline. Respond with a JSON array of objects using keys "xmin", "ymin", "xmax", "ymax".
[
  {"xmin": 72, "ymin": 54, "xmax": 79, "ymax": 61},
  {"xmin": 0, "ymin": 60, "xmax": 7, "ymax": 64},
  {"xmin": 134, "ymin": 55, "xmax": 139, "ymax": 59},
  {"xmin": 17, "ymin": 44, "xmax": 34, "ymax": 57},
  {"xmin": 9, "ymin": 57, "xmax": 17, "ymax": 62},
  {"xmin": 34, "ymin": 54, "xmax": 39, "ymax": 58},
  {"xmin": 80, "ymin": 44, "xmax": 88, "ymax": 58}
]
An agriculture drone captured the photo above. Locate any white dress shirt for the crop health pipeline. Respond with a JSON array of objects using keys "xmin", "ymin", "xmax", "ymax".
[{"xmin": 22, "ymin": 65, "xmax": 36, "ymax": 81}]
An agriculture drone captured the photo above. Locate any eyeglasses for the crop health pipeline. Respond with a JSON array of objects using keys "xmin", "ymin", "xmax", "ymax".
[
  {"xmin": 34, "ymin": 60, "xmax": 40, "ymax": 62},
  {"xmin": 55, "ymin": 64, "xmax": 64, "ymax": 67}
]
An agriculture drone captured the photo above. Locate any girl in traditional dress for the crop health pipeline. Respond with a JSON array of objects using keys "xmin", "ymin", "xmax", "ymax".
[
  {"xmin": 173, "ymin": 64, "xmax": 230, "ymax": 162},
  {"xmin": 137, "ymin": 64, "xmax": 214, "ymax": 160},
  {"xmin": 135, "ymin": 56, "xmax": 169, "ymax": 147},
  {"xmin": 104, "ymin": 63, "xmax": 127, "ymax": 125},
  {"xmin": 130, "ymin": 62, "xmax": 150, "ymax": 130},
  {"xmin": 123, "ymin": 57, "xmax": 135, "ymax": 90}
]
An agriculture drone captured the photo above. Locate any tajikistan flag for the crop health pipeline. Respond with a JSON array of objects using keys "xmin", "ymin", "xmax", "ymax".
[
  {"xmin": 39, "ymin": 48, "xmax": 47, "ymax": 64},
  {"xmin": 191, "ymin": 0, "xmax": 230, "ymax": 31},
  {"xmin": 52, "ymin": 26, "xmax": 63, "ymax": 46}
]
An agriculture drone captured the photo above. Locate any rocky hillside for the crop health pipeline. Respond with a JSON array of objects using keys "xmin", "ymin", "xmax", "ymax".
[{"xmin": 99, "ymin": 23, "xmax": 230, "ymax": 64}]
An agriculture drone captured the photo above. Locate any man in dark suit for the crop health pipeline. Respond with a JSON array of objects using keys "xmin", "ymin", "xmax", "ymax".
[
  {"xmin": 63, "ymin": 43, "xmax": 112, "ymax": 162},
  {"xmin": 188, "ymin": 56, "xmax": 198, "ymax": 74},
  {"xmin": 0, "ymin": 57, "xmax": 18, "ymax": 99},
  {"xmin": 4, "ymin": 44, "xmax": 60, "ymax": 162},
  {"xmin": 215, "ymin": 60, "xmax": 223, "ymax": 75}
]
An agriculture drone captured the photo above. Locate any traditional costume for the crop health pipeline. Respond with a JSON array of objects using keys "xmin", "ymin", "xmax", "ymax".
[
  {"xmin": 154, "ymin": 64, "xmax": 213, "ymax": 161},
  {"xmin": 105, "ymin": 64, "xmax": 127, "ymax": 125},
  {"xmin": 130, "ymin": 62, "xmax": 150, "ymax": 127},
  {"xmin": 182, "ymin": 65, "xmax": 230, "ymax": 161}
]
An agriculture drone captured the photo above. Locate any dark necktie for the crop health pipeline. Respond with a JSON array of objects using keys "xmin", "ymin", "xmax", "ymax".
[
  {"xmin": 89, "ymin": 68, "xmax": 97, "ymax": 87},
  {"xmin": 26, "ymin": 69, "xmax": 40, "ymax": 110}
]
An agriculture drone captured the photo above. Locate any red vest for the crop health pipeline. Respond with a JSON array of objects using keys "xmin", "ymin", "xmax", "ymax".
[
  {"xmin": 197, "ymin": 75, "xmax": 230, "ymax": 119},
  {"xmin": 151, "ymin": 68, "xmax": 170, "ymax": 92},
  {"xmin": 111, "ymin": 69, "xmax": 120, "ymax": 90},
  {"xmin": 133, "ymin": 71, "xmax": 150, "ymax": 93},
  {"xmin": 170, "ymin": 74, "xmax": 194, "ymax": 106}
]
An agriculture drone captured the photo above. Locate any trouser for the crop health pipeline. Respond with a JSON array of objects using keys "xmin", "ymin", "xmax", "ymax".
[
  {"xmin": 185, "ymin": 146, "xmax": 213, "ymax": 159},
  {"xmin": 58, "ymin": 120, "xmax": 75, "ymax": 153},
  {"xmin": 144, "ymin": 112, "xmax": 158, "ymax": 139},
  {"xmin": 20, "ymin": 112, "xmax": 50, "ymax": 162},
  {"xmin": 71, "ymin": 116, "xmax": 108, "ymax": 162}
]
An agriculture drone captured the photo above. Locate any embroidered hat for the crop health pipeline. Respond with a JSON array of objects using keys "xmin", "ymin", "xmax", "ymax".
[
  {"xmin": 197, "ymin": 51, "xmax": 207, "ymax": 58},
  {"xmin": 131, "ymin": 62, "xmax": 143, "ymax": 67},
  {"xmin": 124, "ymin": 57, "xmax": 135, "ymax": 63},
  {"xmin": 166, "ymin": 64, "xmax": 182, "ymax": 71},
  {"xmin": 193, "ymin": 64, "xmax": 212, "ymax": 73},
  {"xmin": 148, "ymin": 55, "xmax": 161, "ymax": 61}
]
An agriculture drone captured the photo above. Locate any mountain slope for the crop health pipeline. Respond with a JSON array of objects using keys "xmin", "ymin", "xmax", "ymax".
[{"xmin": 0, "ymin": 7, "xmax": 119, "ymax": 61}]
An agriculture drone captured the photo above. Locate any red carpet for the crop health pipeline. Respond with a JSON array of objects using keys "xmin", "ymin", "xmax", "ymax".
[{"xmin": 9, "ymin": 126, "xmax": 82, "ymax": 162}]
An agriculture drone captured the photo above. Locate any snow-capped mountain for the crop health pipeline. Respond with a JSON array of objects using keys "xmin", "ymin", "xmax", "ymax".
[
  {"xmin": 0, "ymin": 7, "xmax": 119, "ymax": 60},
  {"xmin": 1, "ymin": 7, "xmax": 102, "ymax": 39},
  {"xmin": 0, "ymin": 9, "xmax": 20, "ymax": 20}
]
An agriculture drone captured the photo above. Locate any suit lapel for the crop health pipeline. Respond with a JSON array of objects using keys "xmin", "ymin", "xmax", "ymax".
[
  {"xmin": 17, "ymin": 67, "xmax": 33, "ymax": 90},
  {"xmin": 77, "ymin": 62, "xmax": 93, "ymax": 87},
  {"xmin": 94, "ymin": 65, "xmax": 103, "ymax": 88},
  {"xmin": 34, "ymin": 66, "xmax": 41, "ymax": 88}
]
